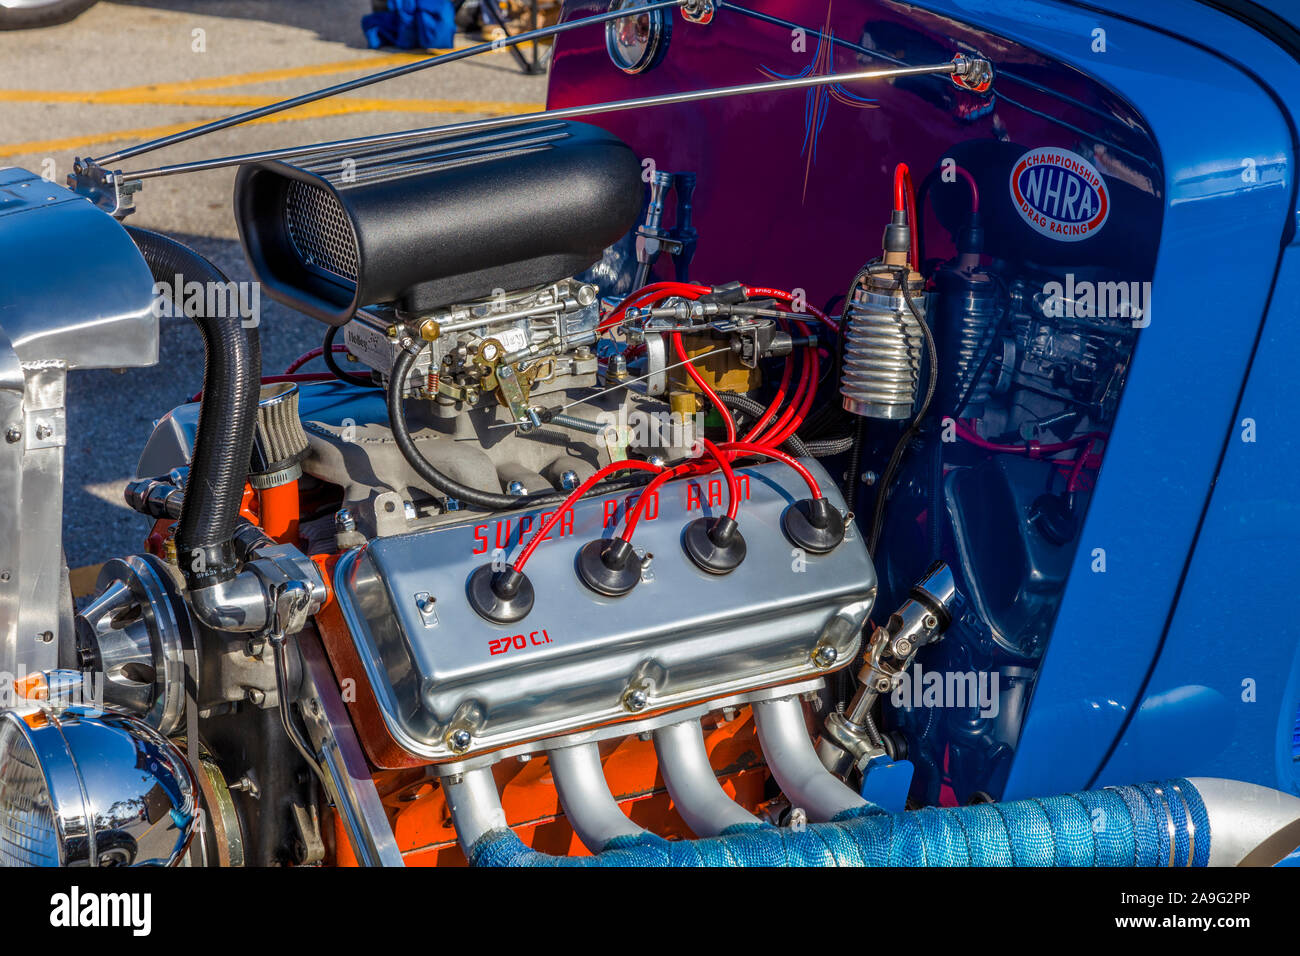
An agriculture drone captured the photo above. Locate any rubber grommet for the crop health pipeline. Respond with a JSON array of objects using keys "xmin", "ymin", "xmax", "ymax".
[
  {"xmin": 781, "ymin": 498, "xmax": 845, "ymax": 554},
  {"xmin": 575, "ymin": 538, "xmax": 641, "ymax": 597},
  {"xmin": 682, "ymin": 516, "xmax": 747, "ymax": 574},
  {"xmin": 466, "ymin": 564, "xmax": 535, "ymax": 624}
]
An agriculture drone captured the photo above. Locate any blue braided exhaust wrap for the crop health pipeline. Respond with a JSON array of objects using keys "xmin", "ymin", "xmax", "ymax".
[{"xmin": 467, "ymin": 778, "xmax": 1210, "ymax": 867}]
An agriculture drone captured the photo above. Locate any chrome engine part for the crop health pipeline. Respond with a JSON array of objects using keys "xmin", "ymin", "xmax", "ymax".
[
  {"xmin": 336, "ymin": 458, "xmax": 873, "ymax": 762},
  {"xmin": 839, "ymin": 268, "xmax": 930, "ymax": 420},
  {"xmin": 344, "ymin": 278, "xmax": 603, "ymax": 404}
]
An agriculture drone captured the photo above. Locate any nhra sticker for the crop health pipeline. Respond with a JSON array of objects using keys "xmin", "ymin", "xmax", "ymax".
[{"xmin": 1009, "ymin": 147, "xmax": 1109, "ymax": 241}]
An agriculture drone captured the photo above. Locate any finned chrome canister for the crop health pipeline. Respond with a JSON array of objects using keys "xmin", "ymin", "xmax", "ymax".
[
  {"xmin": 935, "ymin": 266, "xmax": 1000, "ymax": 416},
  {"xmin": 840, "ymin": 271, "xmax": 928, "ymax": 420}
]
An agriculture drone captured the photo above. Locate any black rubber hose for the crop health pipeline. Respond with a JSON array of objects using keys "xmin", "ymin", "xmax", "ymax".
[
  {"xmin": 323, "ymin": 324, "xmax": 378, "ymax": 387},
  {"xmin": 843, "ymin": 417, "xmax": 866, "ymax": 503},
  {"xmin": 386, "ymin": 346, "xmax": 652, "ymax": 512},
  {"xmin": 714, "ymin": 390, "xmax": 854, "ymax": 459},
  {"xmin": 867, "ymin": 270, "xmax": 939, "ymax": 555},
  {"xmin": 126, "ymin": 226, "xmax": 260, "ymax": 588},
  {"xmin": 714, "ymin": 391, "xmax": 809, "ymax": 456},
  {"xmin": 805, "ymin": 434, "xmax": 856, "ymax": 457}
]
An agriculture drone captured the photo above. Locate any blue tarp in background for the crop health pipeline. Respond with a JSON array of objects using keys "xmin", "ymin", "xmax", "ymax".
[{"xmin": 362, "ymin": 0, "xmax": 456, "ymax": 50}]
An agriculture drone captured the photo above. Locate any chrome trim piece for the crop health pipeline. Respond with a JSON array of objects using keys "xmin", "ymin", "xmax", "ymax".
[
  {"xmin": 0, "ymin": 169, "xmax": 158, "ymax": 679},
  {"xmin": 296, "ymin": 637, "xmax": 404, "ymax": 867},
  {"xmin": 1187, "ymin": 776, "xmax": 1300, "ymax": 867}
]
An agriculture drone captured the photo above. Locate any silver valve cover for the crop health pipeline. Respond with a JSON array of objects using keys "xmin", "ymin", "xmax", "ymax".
[{"xmin": 334, "ymin": 458, "xmax": 876, "ymax": 762}]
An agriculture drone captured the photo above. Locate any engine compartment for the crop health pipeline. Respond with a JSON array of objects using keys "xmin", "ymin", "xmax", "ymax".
[{"xmin": 18, "ymin": 0, "xmax": 1300, "ymax": 871}]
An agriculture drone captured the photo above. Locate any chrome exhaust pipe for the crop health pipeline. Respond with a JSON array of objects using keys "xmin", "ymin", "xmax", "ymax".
[
  {"xmin": 547, "ymin": 741, "xmax": 645, "ymax": 852},
  {"xmin": 652, "ymin": 720, "xmax": 760, "ymax": 836},
  {"xmin": 1188, "ymin": 777, "xmax": 1300, "ymax": 866},
  {"xmin": 753, "ymin": 696, "xmax": 867, "ymax": 822},
  {"xmin": 442, "ymin": 768, "xmax": 508, "ymax": 853}
]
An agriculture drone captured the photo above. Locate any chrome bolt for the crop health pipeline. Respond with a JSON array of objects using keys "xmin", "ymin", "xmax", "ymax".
[
  {"xmin": 4, "ymin": 426, "xmax": 19, "ymax": 444},
  {"xmin": 923, "ymin": 614, "xmax": 939, "ymax": 630},
  {"xmin": 861, "ymin": 471, "xmax": 878, "ymax": 486},
  {"xmin": 893, "ymin": 637, "xmax": 913, "ymax": 656},
  {"xmin": 623, "ymin": 687, "xmax": 650, "ymax": 712},
  {"xmin": 447, "ymin": 729, "xmax": 473, "ymax": 753},
  {"xmin": 875, "ymin": 677, "xmax": 893, "ymax": 693},
  {"xmin": 812, "ymin": 645, "xmax": 839, "ymax": 667},
  {"xmin": 334, "ymin": 507, "xmax": 356, "ymax": 533},
  {"xmin": 647, "ymin": 455, "xmax": 667, "ymax": 469},
  {"xmin": 36, "ymin": 630, "xmax": 53, "ymax": 644},
  {"xmin": 559, "ymin": 470, "xmax": 580, "ymax": 491},
  {"xmin": 245, "ymin": 687, "xmax": 266, "ymax": 706},
  {"xmin": 507, "ymin": 480, "xmax": 527, "ymax": 496}
]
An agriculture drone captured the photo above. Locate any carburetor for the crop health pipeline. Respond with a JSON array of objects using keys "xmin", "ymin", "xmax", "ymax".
[{"xmin": 343, "ymin": 278, "xmax": 603, "ymax": 416}]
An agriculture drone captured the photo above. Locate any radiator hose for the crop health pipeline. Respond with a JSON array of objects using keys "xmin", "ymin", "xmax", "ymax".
[{"xmin": 126, "ymin": 227, "xmax": 261, "ymax": 589}]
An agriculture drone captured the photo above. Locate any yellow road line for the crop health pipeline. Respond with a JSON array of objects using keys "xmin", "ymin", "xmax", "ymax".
[
  {"xmin": 0, "ymin": 88, "xmax": 544, "ymax": 110},
  {"xmin": 0, "ymin": 96, "xmax": 544, "ymax": 159},
  {"xmin": 16, "ymin": 44, "xmax": 511, "ymax": 102}
]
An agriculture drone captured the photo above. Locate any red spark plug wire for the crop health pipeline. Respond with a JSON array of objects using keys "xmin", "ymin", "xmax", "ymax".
[
  {"xmin": 718, "ymin": 441, "xmax": 822, "ymax": 499},
  {"xmin": 953, "ymin": 419, "xmax": 1107, "ymax": 459},
  {"xmin": 284, "ymin": 344, "xmax": 349, "ymax": 374},
  {"xmin": 672, "ymin": 330, "xmax": 737, "ymax": 443},
  {"xmin": 620, "ymin": 439, "xmax": 737, "ymax": 543},
  {"xmin": 894, "ymin": 162, "xmax": 921, "ymax": 270},
  {"xmin": 598, "ymin": 281, "xmax": 711, "ymax": 333},
  {"xmin": 743, "ymin": 347, "xmax": 793, "ymax": 441},
  {"xmin": 512, "ymin": 459, "xmax": 665, "ymax": 572},
  {"xmin": 953, "ymin": 163, "xmax": 981, "ymax": 213}
]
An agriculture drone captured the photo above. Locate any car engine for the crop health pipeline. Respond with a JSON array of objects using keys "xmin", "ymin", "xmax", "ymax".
[{"xmin": 3, "ymin": 0, "xmax": 1299, "ymax": 871}]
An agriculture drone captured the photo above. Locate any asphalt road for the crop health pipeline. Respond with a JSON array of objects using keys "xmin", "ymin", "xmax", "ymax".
[{"xmin": 0, "ymin": 0, "xmax": 549, "ymax": 571}]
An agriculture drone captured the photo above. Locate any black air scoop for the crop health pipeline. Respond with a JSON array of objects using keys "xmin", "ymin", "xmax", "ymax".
[{"xmin": 234, "ymin": 120, "xmax": 644, "ymax": 325}]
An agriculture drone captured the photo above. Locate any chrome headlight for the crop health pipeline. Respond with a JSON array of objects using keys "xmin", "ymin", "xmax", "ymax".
[
  {"xmin": 606, "ymin": 0, "xmax": 671, "ymax": 75},
  {"xmin": 0, "ymin": 706, "xmax": 197, "ymax": 867}
]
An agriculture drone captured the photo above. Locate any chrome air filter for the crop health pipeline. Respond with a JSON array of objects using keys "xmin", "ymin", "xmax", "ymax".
[{"xmin": 235, "ymin": 120, "xmax": 643, "ymax": 325}]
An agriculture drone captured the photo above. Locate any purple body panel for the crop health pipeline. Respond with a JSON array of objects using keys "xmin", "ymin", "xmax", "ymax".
[{"xmin": 549, "ymin": 0, "xmax": 1160, "ymax": 310}]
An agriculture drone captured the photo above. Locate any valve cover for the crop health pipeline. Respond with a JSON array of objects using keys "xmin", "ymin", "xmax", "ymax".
[{"xmin": 333, "ymin": 459, "xmax": 876, "ymax": 763}]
